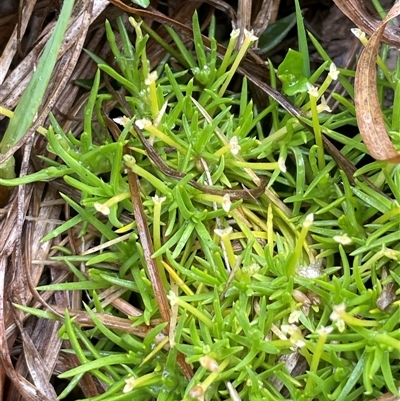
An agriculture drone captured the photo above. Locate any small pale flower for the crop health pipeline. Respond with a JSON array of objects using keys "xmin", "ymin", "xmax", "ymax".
[
  {"xmin": 329, "ymin": 63, "xmax": 340, "ymax": 80},
  {"xmin": 330, "ymin": 303, "xmax": 346, "ymax": 320},
  {"xmin": 288, "ymin": 310, "xmax": 302, "ymax": 324},
  {"xmin": 167, "ymin": 290, "xmax": 179, "ymax": 307},
  {"xmin": 317, "ymin": 96, "xmax": 332, "ymax": 114},
  {"xmin": 333, "ymin": 233, "xmax": 353, "ymax": 245},
  {"xmin": 244, "ymin": 29, "xmax": 258, "ymax": 42},
  {"xmin": 222, "ymin": 194, "xmax": 232, "ymax": 213},
  {"xmin": 317, "ymin": 325, "xmax": 333, "ymax": 336},
  {"xmin": 281, "ymin": 324, "xmax": 298, "ymax": 336},
  {"xmin": 330, "ymin": 303, "xmax": 346, "ymax": 332},
  {"xmin": 230, "ymin": 29, "xmax": 240, "ymax": 39},
  {"xmin": 113, "ymin": 115, "xmax": 130, "ymax": 127},
  {"xmin": 135, "ymin": 118, "xmax": 152, "ymax": 130},
  {"xmin": 145, "ymin": 70, "xmax": 158, "ymax": 86},
  {"xmin": 229, "ymin": 136, "xmax": 241, "ymax": 155},
  {"xmin": 199, "ymin": 356, "xmax": 219, "ymax": 372},
  {"xmin": 123, "ymin": 376, "xmax": 136, "ymax": 393},
  {"xmin": 94, "ymin": 202, "xmax": 110, "ymax": 216},
  {"xmin": 294, "ymin": 338, "xmax": 306, "ymax": 348},
  {"xmin": 282, "ymin": 324, "xmax": 306, "ymax": 348},
  {"xmin": 278, "ymin": 156, "xmax": 287, "ymax": 173},
  {"xmin": 351, "ymin": 28, "xmax": 366, "ymax": 41},
  {"xmin": 214, "ymin": 226, "xmax": 233, "ymax": 237},
  {"xmin": 152, "ymin": 195, "xmax": 166, "ymax": 205},
  {"xmin": 307, "ymin": 82, "xmax": 319, "ymax": 98},
  {"xmin": 303, "ymin": 213, "xmax": 314, "ymax": 228}
]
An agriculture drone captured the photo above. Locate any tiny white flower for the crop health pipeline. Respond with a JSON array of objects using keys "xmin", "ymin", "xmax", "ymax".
[
  {"xmin": 152, "ymin": 195, "xmax": 166, "ymax": 205},
  {"xmin": 167, "ymin": 290, "xmax": 179, "ymax": 307},
  {"xmin": 222, "ymin": 193, "xmax": 232, "ymax": 213},
  {"xmin": 135, "ymin": 118, "xmax": 152, "ymax": 130},
  {"xmin": 123, "ymin": 376, "xmax": 136, "ymax": 393},
  {"xmin": 145, "ymin": 70, "xmax": 158, "ymax": 86},
  {"xmin": 288, "ymin": 310, "xmax": 302, "ymax": 324},
  {"xmin": 244, "ymin": 29, "xmax": 258, "ymax": 42},
  {"xmin": 294, "ymin": 338, "xmax": 306, "ymax": 348},
  {"xmin": 317, "ymin": 96, "xmax": 332, "ymax": 114},
  {"xmin": 281, "ymin": 324, "xmax": 298, "ymax": 336},
  {"xmin": 282, "ymin": 324, "xmax": 306, "ymax": 348},
  {"xmin": 214, "ymin": 226, "xmax": 233, "ymax": 237},
  {"xmin": 351, "ymin": 28, "xmax": 366, "ymax": 41},
  {"xmin": 333, "ymin": 233, "xmax": 353, "ymax": 245},
  {"xmin": 330, "ymin": 303, "xmax": 346, "ymax": 332},
  {"xmin": 329, "ymin": 63, "xmax": 340, "ymax": 80},
  {"xmin": 330, "ymin": 303, "xmax": 346, "ymax": 321},
  {"xmin": 303, "ymin": 213, "xmax": 314, "ymax": 228},
  {"xmin": 229, "ymin": 136, "xmax": 241, "ymax": 155},
  {"xmin": 306, "ymin": 82, "xmax": 319, "ymax": 98},
  {"xmin": 317, "ymin": 325, "xmax": 333, "ymax": 336},
  {"xmin": 94, "ymin": 202, "xmax": 110, "ymax": 216},
  {"xmin": 113, "ymin": 115, "xmax": 130, "ymax": 126},
  {"xmin": 230, "ymin": 29, "xmax": 240, "ymax": 39}
]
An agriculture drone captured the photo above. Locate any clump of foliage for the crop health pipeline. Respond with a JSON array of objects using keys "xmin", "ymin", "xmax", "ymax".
[{"xmin": 7, "ymin": 6, "xmax": 400, "ymax": 401}]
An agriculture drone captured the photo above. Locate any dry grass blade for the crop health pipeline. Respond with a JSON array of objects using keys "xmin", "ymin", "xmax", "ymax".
[
  {"xmin": 354, "ymin": 2, "xmax": 400, "ymax": 163},
  {"xmin": 0, "ymin": 0, "xmax": 37, "ymax": 85},
  {"xmin": 252, "ymin": 0, "xmax": 281, "ymax": 37},
  {"xmin": 236, "ymin": 0, "xmax": 252, "ymax": 45},
  {"xmin": 126, "ymin": 160, "xmax": 194, "ymax": 380},
  {"xmin": 0, "ymin": 0, "xmax": 109, "ymax": 115},
  {"xmin": 333, "ymin": 0, "xmax": 400, "ymax": 49},
  {"xmin": 0, "ymin": 261, "xmax": 51, "ymax": 401},
  {"xmin": 12, "ymin": 312, "xmax": 58, "ymax": 400}
]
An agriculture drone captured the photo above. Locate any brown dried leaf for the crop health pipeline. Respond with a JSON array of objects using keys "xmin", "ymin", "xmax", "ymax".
[{"xmin": 354, "ymin": 2, "xmax": 400, "ymax": 163}]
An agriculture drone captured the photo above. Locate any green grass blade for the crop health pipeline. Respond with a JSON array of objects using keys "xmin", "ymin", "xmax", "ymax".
[{"xmin": 0, "ymin": 0, "xmax": 75, "ymax": 177}]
